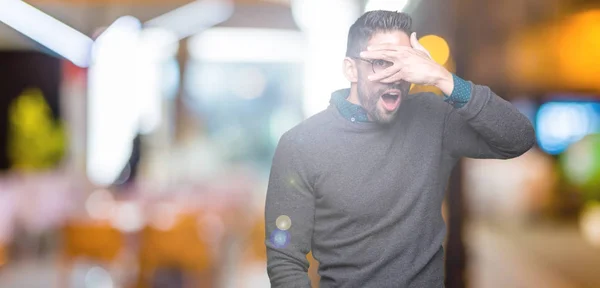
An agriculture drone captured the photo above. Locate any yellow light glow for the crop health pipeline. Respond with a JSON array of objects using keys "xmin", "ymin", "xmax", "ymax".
[
  {"xmin": 505, "ymin": 9, "xmax": 600, "ymax": 91},
  {"xmin": 419, "ymin": 35, "xmax": 450, "ymax": 65},
  {"xmin": 556, "ymin": 10, "xmax": 600, "ymax": 90}
]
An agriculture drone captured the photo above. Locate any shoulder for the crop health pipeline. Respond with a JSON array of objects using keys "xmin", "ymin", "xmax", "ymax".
[
  {"xmin": 273, "ymin": 110, "xmax": 333, "ymax": 173},
  {"xmin": 402, "ymin": 91, "xmax": 452, "ymax": 117},
  {"xmin": 279, "ymin": 108, "xmax": 335, "ymax": 148},
  {"xmin": 405, "ymin": 91, "xmax": 448, "ymax": 109}
]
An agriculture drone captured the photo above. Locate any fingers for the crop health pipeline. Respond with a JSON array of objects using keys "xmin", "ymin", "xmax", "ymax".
[
  {"xmin": 360, "ymin": 34, "xmax": 435, "ymax": 83},
  {"xmin": 370, "ymin": 66, "xmax": 408, "ymax": 83},
  {"xmin": 367, "ymin": 43, "xmax": 405, "ymax": 52},
  {"xmin": 365, "ymin": 42, "xmax": 428, "ymax": 61},
  {"xmin": 360, "ymin": 49, "xmax": 412, "ymax": 67},
  {"xmin": 367, "ymin": 63, "xmax": 402, "ymax": 81},
  {"xmin": 409, "ymin": 32, "xmax": 420, "ymax": 50},
  {"xmin": 360, "ymin": 48, "xmax": 409, "ymax": 82},
  {"xmin": 366, "ymin": 43, "xmax": 413, "ymax": 54},
  {"xmin": 359, "ymin": 50, "xmax": 396, "ymax": 61},
  {"xmin": 378, "ymin": 72, "xmax": 406, "ymax": 84},
  {"xmin": 410, "ymin": 32, "xmax": 432, "ymax": 59}
]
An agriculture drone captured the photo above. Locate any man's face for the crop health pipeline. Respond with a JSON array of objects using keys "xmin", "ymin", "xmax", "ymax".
[{"xmin": 356, "ymin": 31, "xmax": 411, "ymax": 124}]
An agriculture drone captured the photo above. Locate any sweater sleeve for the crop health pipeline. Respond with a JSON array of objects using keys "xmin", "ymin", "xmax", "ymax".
[
  {"xmin": 265, "ymin": 132, "xmax": 315, "ymax": 288},
  {"xmin": 442, "ymin": 82, "xmax": 536, "ymax": 159}
]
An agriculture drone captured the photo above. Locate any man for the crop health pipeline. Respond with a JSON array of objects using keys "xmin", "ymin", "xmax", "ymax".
[{"xmin": 265, "ymin": 10, "xmax": 535, "ymax": 288}]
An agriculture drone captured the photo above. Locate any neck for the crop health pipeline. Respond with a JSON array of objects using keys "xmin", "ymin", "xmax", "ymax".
[
  {"xmin": 347, "ymin": 84, "xmax": 361, "ymax": 106},
  {"xmin": 347, "ymin": 84, "xmax": 375, "ymax": 122}
]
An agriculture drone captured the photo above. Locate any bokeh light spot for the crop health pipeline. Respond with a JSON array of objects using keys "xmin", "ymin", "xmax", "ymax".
[
  {"xmin": 85, "ymin": 189, "xmax": 115, "ymax": 220},
  {"xmin": 365, "ymin": 0, "xmax": 409, "ymax": 12},
  {"xmin": 419, "ymin": 35, "xmax": 450, "ymax": 65},
  {"xmin": 270, "ymin": 229, "xmax": 291, "ymax": 248},
  {"xmin": 580, "ymin": 202, "xmax": 600, "ymax": 247},
  {"xmin": 110, "ymin": 202, "xmax": 144, "ymax": 233},
  {"xmin": 230, "ymin": 67, "xmax": 267, "ymax": 99},
  {"xmin": 276, "ymin": 215, "xmax": 292, "ymax": 231},
  {"xmin": 85, "ymin": 266, "xmax": 114, "ymax": 288}
]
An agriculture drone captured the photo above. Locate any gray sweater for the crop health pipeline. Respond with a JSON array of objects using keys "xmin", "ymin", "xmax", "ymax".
[{"xmin": 265, "ymin": 83, "xmax": 535, "ymax": 288}]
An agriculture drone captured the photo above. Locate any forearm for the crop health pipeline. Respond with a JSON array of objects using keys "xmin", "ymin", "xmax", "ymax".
[
  {"xmin": 266, "ymin": 247, "xmax": 312, "ymax": 288},
  {"xmin": 448, "ymin": 82, "xmax": 536, "ymax": 158},
  {"xmin": 265, "ymin": 198, "xmax": 313, "ymax": 288}
]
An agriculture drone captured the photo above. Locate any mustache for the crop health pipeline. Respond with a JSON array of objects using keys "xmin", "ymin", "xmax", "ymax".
[{"xmin": 378, "ymin": 84, "xmax": 409, "ymax": 94}]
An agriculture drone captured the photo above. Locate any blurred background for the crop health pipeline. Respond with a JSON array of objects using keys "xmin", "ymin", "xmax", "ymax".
[{"xmin": 0, "ymin": 0, "xmax": 599, "ymax": 287}]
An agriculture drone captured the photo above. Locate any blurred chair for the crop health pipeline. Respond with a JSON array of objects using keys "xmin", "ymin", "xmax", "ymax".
[
  {"xmin": 239, "ymin": 214, "xmax": 320, "ymax": 287},
  {"xmin": 136, "ymin": 212, "xmax": 214, "ymax": 288},
  {"xmin": 0, "ymin": 243, "xmax": 6, "ymax": 269},
  {"xmin": 242, "ymin": 213, "xmax": 320, "ymax": 288},
  {"xmin": 235, "ymin": 214, "xmax": 269, "ymax": 288},
  {"xmin": 243, "ymin": 216, "xmax": 266, "ymax": 263},
  {"xmin": 62, "ymin": 221, "xmax": 124, "ymax": 262},
  {"xmin": 60, "ymin": 220, "xmax": 125, "ymax": 287},
  {"xmin": 307, "ymin": 251, "xmax": 320, "ymax": 288}
]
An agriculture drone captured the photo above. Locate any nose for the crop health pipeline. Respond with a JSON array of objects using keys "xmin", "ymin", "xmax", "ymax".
[{"xmin": 391, "ymin": 81, "xmax": 406, "ymax": 89}]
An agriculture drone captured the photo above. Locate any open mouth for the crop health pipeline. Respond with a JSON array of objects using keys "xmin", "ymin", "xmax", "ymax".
[{"xmin": 380, "ymin": 90, "xmax": 401, "ymax": 111}]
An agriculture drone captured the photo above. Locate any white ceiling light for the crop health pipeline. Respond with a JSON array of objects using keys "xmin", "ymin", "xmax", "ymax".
[
  {"xmin": 365, "ymin": 0, "xmax": 410, "ymax": 12},
  {"xmin": 145, "ymin": 0, "xmax": 234, "ymax": 40},
  {"xmin": 188, "ymin": 28, "xmax": 306, "ymax": 63},
  {"xmin": 290, "ymin": 0, "xmax": 361, "ymax": 118},
  {"xmin": 87, "ymin": 16, "xmax": 142, "ymax": 186},
  {"xmin": 0, "ymin": 0, "xmax": 94, "ymax": 67}
]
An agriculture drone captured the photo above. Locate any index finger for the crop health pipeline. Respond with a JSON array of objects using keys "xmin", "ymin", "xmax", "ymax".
[
  {"xmin": 359, "ymin": 50, "xmax": 396, "ymax": 61},
  {"xmin": 368, "ymin": 63, "xmax": 404, "ymax": 82}
]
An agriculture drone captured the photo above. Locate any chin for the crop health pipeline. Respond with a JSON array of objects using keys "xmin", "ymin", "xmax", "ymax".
[
  {"xmin": 374, "ymin": 109, "xmax": 398, "ymax": 124},
  {"xmin": 372, "ymin": 103, "xmax": 399, "ymax": 124}
]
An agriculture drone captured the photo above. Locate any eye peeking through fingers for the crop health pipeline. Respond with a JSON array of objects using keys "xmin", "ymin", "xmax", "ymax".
[{"xmin": 373, "ymin": 59, "xmax": 394, "ymax": 72}]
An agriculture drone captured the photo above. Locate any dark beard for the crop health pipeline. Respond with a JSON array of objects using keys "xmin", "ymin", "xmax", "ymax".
[
  {"xmin": 357, "ymin": 81, "xmax": 381, "ymax": 122},
  {"xmin": 357, "ymin": 80, "xmax": 407, "ymax": 124}
]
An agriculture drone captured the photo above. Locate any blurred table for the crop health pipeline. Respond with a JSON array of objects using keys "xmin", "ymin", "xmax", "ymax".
[{"xmin": 466, "ymin": 221, "xmax": 600, "ymax": 288}]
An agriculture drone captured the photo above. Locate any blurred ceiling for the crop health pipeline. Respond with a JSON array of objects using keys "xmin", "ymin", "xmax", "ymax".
[
  {"xmin": 0, "ymin": 2, "xmax": 182, "ymax": 49},
  {"xmin": 0, "ymin": 0, "xmax": 294, "ymax": 50},
  {"xmin": 9, "ymin": 0, "xmax": 597, "ymax": 95}
]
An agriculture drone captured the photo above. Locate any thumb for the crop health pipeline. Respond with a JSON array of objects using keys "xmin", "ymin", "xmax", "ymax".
[{"xmin": 410, "ymin": 32, "xmax": 432, "ymax": 58}]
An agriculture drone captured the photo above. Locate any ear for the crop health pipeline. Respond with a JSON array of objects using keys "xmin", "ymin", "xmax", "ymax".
[{"xmin": 342, "ymin": 57, "xmax": 358, "ymax": 83}]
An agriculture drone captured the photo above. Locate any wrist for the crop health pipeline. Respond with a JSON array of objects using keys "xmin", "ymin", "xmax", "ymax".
[{"xmin": 434, "ymin": 68, "xmax": 454, "ymax": 96}]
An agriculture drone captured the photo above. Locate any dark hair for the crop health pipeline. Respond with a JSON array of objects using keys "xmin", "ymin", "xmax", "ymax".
[{"xmin": 345, "ymin": 10, "xmax": 413, "ymax": 57}]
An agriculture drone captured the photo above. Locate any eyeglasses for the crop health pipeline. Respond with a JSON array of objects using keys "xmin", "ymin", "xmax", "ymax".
[{"xmin": 350, "ymin": 57, "xmax": 394, "ymax": 73}]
